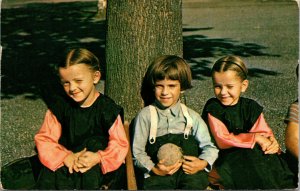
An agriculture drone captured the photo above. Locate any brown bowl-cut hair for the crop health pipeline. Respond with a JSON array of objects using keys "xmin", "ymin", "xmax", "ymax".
[{"xmin": 141, "ymin": 55, "xmax": 192, "ymax": 106}]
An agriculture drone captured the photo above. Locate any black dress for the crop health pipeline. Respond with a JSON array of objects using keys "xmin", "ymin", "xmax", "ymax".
[
  {"xmin": 36, "ymin": 93, "xmax": 126, "ymax": 190},
  {"xmin": 202, "ymin": 97, "xmax": 295, "ymax": 189}
]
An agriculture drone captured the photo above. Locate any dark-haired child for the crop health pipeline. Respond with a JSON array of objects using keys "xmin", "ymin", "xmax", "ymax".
[{"xmin": 133, "ymin": 55, "xmax": 218, "ymax": 190}]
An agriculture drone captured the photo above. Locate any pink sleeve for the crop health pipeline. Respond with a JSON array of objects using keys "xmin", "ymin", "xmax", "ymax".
[
  {"xmin": 208, "ymin": 113, "xmax": 273, "ymax": 149},
  {"xmin": 34, "ymin": 110, "xmax": 71, "ymax": 171},
  {"xmin": 249, "ymin": 113, "xmax": 274, "ymax": 137},
  {"xmin": 98, "ymin": 115, "xmax": 129, "ymax": 174}
]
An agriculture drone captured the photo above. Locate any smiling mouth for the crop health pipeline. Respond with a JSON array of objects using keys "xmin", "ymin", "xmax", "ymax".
[
  {"xmin": 71, "ymin": 91, "xmax": 81, "ymax": 96},
  {"xmin": 220, "ymin": 96, "xmax": 230, "ymax": 99},
  {"xmin": 219, "ymin": 97, "xmax": 232, "ymax": 103}
]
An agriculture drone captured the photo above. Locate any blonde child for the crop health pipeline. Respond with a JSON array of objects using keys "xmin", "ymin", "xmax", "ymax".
[
  {"xmin": 201, "ymin": 55, "xmax": 295, "ymax": 189},
  {"xmin": 34, "ymin": 48, "xmax": 128, "ymax": 189}
]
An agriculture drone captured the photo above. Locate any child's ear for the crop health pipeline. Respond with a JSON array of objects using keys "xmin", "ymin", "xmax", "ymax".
[
  {"xmin": 93, "ymin": 71, "xmax": 101, "ymax": 84},
  {"xmin": 241, "ymin": 79, "xmax": 249, "ymax": 92}
]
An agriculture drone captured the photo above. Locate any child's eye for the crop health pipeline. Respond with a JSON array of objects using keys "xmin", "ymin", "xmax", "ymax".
[
  {"xmin": 62, "ymin": 82, "xmax": 69, "ymax": 87},
  {"xmin": 61, "ymin": 80, "xmax": 67, "ymax": 85},
  {"xmin": 155, "ymin": 85, "xmax": 163, "ymax": 89}
]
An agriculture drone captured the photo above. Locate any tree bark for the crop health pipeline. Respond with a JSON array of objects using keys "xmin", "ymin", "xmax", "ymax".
[{"xmin": 105, "ymin": 0, "xmax": 182, "ymax": 121}]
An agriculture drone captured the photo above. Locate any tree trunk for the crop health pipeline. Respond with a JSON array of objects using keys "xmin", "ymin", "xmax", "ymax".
[{"xmin": 105, "ymin": 0, "xmax": 182, "ymax": 121}]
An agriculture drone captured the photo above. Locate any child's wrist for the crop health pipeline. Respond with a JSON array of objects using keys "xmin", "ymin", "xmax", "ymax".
[
  {"xmin": 198, "ymin": 159, "xmax": 208, "ymax": 171},
  {"xmin": 151, "ymin": 165, "xmax": 162, "ymax": 176},
  {"xmin": 97, "ymin": 151, "xmax": 102, "ymax": 163},
  {"xmin": 254, "ymin": 133, "xmax": 261, "ymax": 143}
]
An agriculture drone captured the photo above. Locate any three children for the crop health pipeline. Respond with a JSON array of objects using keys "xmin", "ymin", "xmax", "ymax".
[{"xmin": 35, "ymin": 50, "xmax": 296, "ymax": 190}]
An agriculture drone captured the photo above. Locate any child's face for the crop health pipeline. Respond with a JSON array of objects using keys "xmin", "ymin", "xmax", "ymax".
[
  {"xmin": 59, "ymin": 64, "xmax": 100, "ymax": 107},
  {"xmin": 154, "ymin": 78, "xmax": 181, "ymax": 108},
  {"xmin": 212, "ymin": 70, "xmax": 248, "ymax": 106}
]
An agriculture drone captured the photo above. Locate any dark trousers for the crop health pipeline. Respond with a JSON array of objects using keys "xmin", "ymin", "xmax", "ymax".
[
  {"xmin": 138, "ymin": 133, "xmax": 208, "ymax": 190},
  {"xmin": 143, "ymin": 168, "xmax": 208, "ymax": 190}
]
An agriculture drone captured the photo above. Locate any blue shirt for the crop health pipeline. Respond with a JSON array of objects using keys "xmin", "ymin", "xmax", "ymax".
[{"xmin": 132, "ymin": 100, "xmax": 219, "ymax": 173}]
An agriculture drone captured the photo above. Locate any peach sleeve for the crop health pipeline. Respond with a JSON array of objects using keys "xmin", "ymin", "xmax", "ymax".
[
  {"xmin": 208, "ymin": 113, "xmax": 274, "ymax": 149},
  {"xmin": 248, "ymin": 113, "xmax": 274, "ymax": 136},
  {"xmin": 34, "ymin": 110, "xmax": 71, "ymax": 171},
  {"xmin": 98, "ymin": 115, "xmax": 129, "ymax": 174}
]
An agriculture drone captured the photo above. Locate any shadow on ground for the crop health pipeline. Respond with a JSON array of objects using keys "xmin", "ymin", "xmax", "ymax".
[
  {"xmin": 1, "ymin": 1, "xmax": 280, "ymax": 101},
  {"xmin": 1, "ymin": 2, "xmax": 105, "ymax": 100},
  {"xmin": 182, "ymin": 28, "xmax": 280, "ymax": 80}
]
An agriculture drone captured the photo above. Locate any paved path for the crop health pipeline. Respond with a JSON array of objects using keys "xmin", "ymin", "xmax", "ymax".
[{"xmin": 4, "ymin": 0, "xmax": 285, "ymax": 8}]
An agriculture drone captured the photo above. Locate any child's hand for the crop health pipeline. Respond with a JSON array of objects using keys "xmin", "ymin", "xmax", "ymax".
[
  {"xmin": 182, "ymin": 156, "xmax": 208, "ymax": 174},
  {"xmin": 255, "ymin": 134, "xmax": 271, "ymax": 151},
  {"xmin": 72, "ymin": 148, "xmax": 87, "ymax": 172},
  {"xmin": 264, "ymin": 136, "xmax": 280, "ymax": 154},
  {"xmin": 64, "ymin": 149, "xmax": 87, "ymax": 173},
  {"xmin": 255, "ymin": 134, "xmax": 277, "ymax": 154},
  {"xmin": 63, "ymin": 153, "xmax": 77, "ymax": 174},
  {"xmin": 74, "ymin": 148, "xmax": 87, "ymax": 158},
  {"xmin": 152, "ymin": 159, "xmax": 182, "ymax": 176},
  {"xmin": 75, "ymin": 151, "xmax": 101, "ymax": 173}
]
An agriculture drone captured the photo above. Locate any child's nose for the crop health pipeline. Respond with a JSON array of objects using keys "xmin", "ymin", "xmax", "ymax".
[
  {"xmin": 161, "ymin": 87, "xmax": 169, "ymax": 95},
  {"xmin": 69, "ymin": 82, "xmax": 76, "ymax": 92},
  {"xmin": 220, "ymin": 87, "xmax": 227, "ymax": 94}
]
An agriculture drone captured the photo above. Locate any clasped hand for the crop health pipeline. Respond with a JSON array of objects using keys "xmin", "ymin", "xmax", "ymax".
[
  {"xmin": 182, "ymin": 156, "xmax": 208, "ymax": 174},
  {"xmin": 152, "ymin": 156, "xmax": 208, "ymax": 176},
  {"xmin": 152, "ymin": 159, "xmax": 182, "ymax": 176},
  {"xmin": 63, "ymin": 148, "xmax": 101, "ymax": 174},
  {"xmin": 255, "ymin": 134, "xmax": 280, "ymax": 154}
]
